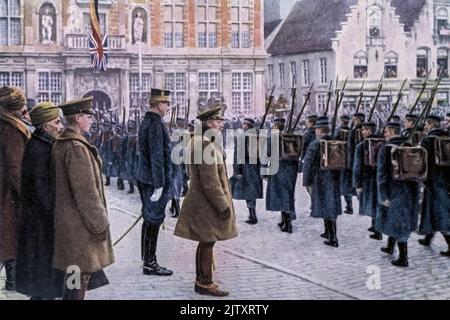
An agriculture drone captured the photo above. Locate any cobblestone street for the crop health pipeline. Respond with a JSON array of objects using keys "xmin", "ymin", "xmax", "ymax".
[{"xmin": 3, "ymin": 157, "xmax": 449, "ymax": 300}]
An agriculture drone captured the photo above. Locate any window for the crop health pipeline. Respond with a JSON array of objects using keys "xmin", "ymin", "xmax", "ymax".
[
  {"xmin": 0, "ymin": 71, "xmax": 23, "ymax": 88},
  {"xmin": 230, "ymin": 0, "xmax": 251, "ymax": 48},
  {"xmin": 436, "ymin": 8, "xmax": 449, "ymax": 38},
  {"xmin": 416, "ymin": 48, "xmax": 429, "ymax": 78},
  {"xmin": 37, "ymin": 72, "xmax": 62, "ymax": 105},
  {"xmin": 164, "ymin": 72, "xmax": 187, "ymax": 116},
  {"xmin": 268, "ymin": 64, "xmax": 274, "ymax": 87},
  {"xmin": 367, "ymin": 4, "xmax": 382, "ymax": 38},
  {"xmin": 437, "ymin": 92, "xmax": 449, "ymax": 111},
  {"xmin": 83, "ymin": 12, "xmax": 106, "ymax": 36},
  {"xmin": 354, "ymin": 51, "xmax": 368, "ymax": 78},
  {"xmin": 384, "ymin": 52, "xmax": 398, "ymax": 78},
  {"xmin": 437, "ymin": 48, "xmax": 449, "ymax": 78},
  {"xmin": 232, "ymin": 72, "xmax": 253, "ymax": 114},
  {"xmin": 317, "ymin": 94, "xmax": 326, "ymax": 114},
  {"xmin": 319, "ymin": 58, "xmax": 327, "ymax": 84},
  {"xmin": 0, "ymin": 0, "xmax": 21, "ymax": 45},
  {"xmin": 164, "ymin": 1, "xmax": 185, "ymax": 48},
  {"xmin": 129, "ymin": 73, "xmax": 152, "ymax": 109},
  {"xmin": 197, "ymin": 0, "xmax": 217, "ymax": 48},
  {"xmin": 279, "ymin": 63, "xmax": 285, "ymax": 87},
  {"xmin": 290, "ymin": 61, "xmax": 297, "ymax": 87},
  {"xmin": 198, "ymin": 72, "xmax": 220, "ymax": 101},
  {"xmin": 302, "ymin": 60, "xmax": 310, "ymax": 86}
]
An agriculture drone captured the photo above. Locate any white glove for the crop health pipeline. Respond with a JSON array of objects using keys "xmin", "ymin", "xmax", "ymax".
[
  {"xmin": 150, "ymin": 187, "xmax": 163, "ymax": 202},
  {"xmin": 380, "ymin": 199, "xmax": 390, "ymax": 207},
  {"xmin": 356, "ymin": 188, "xmax": 363, "ymax": 196}
]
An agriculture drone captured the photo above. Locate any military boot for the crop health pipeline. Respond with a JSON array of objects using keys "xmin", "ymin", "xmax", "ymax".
[
  {"xmin": 370, "ymin": 231, "xmax": 383, "ymax": 241},
  {"xmin": 418, "ymin": 233, "xmax": 434, "ymax": 247},
  {"xmin": 172, "ymin": 199, "xmax": 180, "ymax": 218},
  {"xmin": 169, "ymin": 198, "xmax": 176, "ymax": 216},
  {"xmin": 117, "ymin": 178, "xmax": 125, "ymax": 190},
  {"xmin": 440, "ymin": 235, "xmax": 450, "ymax": 257},
  {"xmin": 128, "ymin": 182, "xmax": 135, "ymax": 194},
  {"xmin": 321, "ymin": 219, "xmax": 329, "ymax": 239},
  {"xmin": 277, "ymin": 212, "xmax": 286, "ymax": 230},
  {"xmin": 281, "ymin": 213, "xmax": 293, "ymax": 233},
  {"xmin": 391, "ymin": 242, "xmax": 409, "ymax": 267},
  {"xmin": 344, "ymin": 197, "xmax": 353, "ymax": 214},
  {"xmin": 245, "ymin": 208, "xmax": 257, "ymax": 225},
  {"xmin": 143, "ymin": 223, "xmax": 173, "ymax": 276},
  {"xmin": 324, "ymin": 220, "xmax": 339, "ymax": 247},
  {"xmin": 3, "ymin": 260, "xmax": 16, "ymax": 291},
  {"xmin": 105, "ymin": 176, "xmax": 111, "ymax": 186},
  {"xmin": 381, "ymin": 237, "xmax": 396, "ymax": 255}
]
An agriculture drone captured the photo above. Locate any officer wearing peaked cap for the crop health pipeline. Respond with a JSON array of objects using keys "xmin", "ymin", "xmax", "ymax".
[
  {"xmin": 135, "ymin": 88, "xmax": 174, "ymax": 277},
  {"xmin": 52, "ymin": 97, "xmax": 114, "ymax": 299}
]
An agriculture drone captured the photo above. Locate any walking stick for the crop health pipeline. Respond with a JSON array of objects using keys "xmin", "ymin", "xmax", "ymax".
[{"xmin": 113, "ymin": 215, "xmax": 143, "ymax": 247}]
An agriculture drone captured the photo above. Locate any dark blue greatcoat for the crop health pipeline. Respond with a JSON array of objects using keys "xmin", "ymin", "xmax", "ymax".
[
  {"xmin": 302, "ymin": 135, "xmax": 342, "ymax": 221},
  {"xmin": 230, "ymin": 130, "xmax": 263, "ymax": 201},
  {"xmin": 15, "ymin": 130, "xmax": 65, "ymax": 299},
  {"xmin": 347, "ymin": 125, "xmax": 362, "ymax": 171},
  {"xmin": 121, "ymin": 133, "xmax": 139, "ymax": 182},
  {"xmin": 375, "ymin": 137, "xmax": 420, "ymax": 241},
  {"xmin": 298, "ymin": 127, "xmax": 315, "ymax": 173},
  {"xmin": 265, "ymin": 134, "xmax": 298, "ymax": 213},
  {"xmin": 419, "ymin": 129, "xmax": 450, "ymax": 235},
  {"xmin": 135, "ymin": 112, "xmax": 173, "ymax": 224},
  {"xmin": 352, "ymin": 137, "xmax": 378, "ymax": 218},
  {"xmin": 170, "ymin": 139, "xmax": 186, "ymax": 200}
]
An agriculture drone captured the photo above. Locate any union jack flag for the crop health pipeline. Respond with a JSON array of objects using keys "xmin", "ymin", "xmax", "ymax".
[{"xmin": 89, "ymin": 0, "xmax": 108, "ymax": 71}]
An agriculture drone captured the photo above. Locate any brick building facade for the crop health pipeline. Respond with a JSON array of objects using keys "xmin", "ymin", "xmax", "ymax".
[{"xmin": 0, "ymin": 0, "xmax": 267, "ymax": 121}]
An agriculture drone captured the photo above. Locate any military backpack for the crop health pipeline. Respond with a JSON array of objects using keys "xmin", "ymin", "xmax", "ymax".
[
  {"xmin": 320, "ymin": 140, "xmax": 348, "ymax": 170},
  {"xmin": 364, "ymin": 138, "xmax": 385, "ymax": 167},
  {"xmin": 390, "ymin": 145, "xmax": 428, "ymax": 181},
  {"xmin": 434, "ymin": 136, "xmax": 450, "ymax": 166}
]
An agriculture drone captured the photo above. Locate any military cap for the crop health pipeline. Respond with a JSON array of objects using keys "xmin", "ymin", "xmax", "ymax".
[
  {"xmin": 405, "ymin": 113, "xmax": 419, "ymax": 120},
  {"xmin": 307, "ymin": 114, "xmax": 318, "ymax": 120},
  {"xmin": 0, "ymin": 86, "xmax": 26, "ymax": 111},
  {"xmin": 385, "ymin": 122, "xmax": 401, "ymax": 130},
  {"xmin": 59, "ymin": 97, "xmax": 95, "ymax": 116},
  {"xmin": 340, "ymin": 115, "xmax": 351, "ymax": 121},
  {"xmin": 197, "ymin": 106, "xmax": 224, "ymax": 121},
  {"xmin": 244, "ymin": 118, "xmax": 255, "ymax": 124},
  {"xmin": 176, "ymin": 117, "xmax": 185, "ymax": 123},
  {"xmin": 29, "ymin": 101, "xmax": 61, "ymax": 126},
  {"xmin": 315, "ymin": 119, "xmax": 330, "ymax": 128},
  {"xmin": 362, "ymin": 121, "xmax": 377, "ymax": 128},
  {"xmin": 391, "ymin": 115, "xmax": 401, "ymax": 122},
  {"xmin": 353, "ymin": 112, "xmax": 366, "ymax": 120},
  {"xmin": 273, "ymin": 118, "xmax": 286, "ymax": 124},
  {"xmin": 150, "ymin": 88, "xmax": 171, "ymax": 104},
  {"xmin": 26, "ymin": 98, "xmax": 37, "ymax": 111},
  {"xmin": 188, "ymin": 120, "xmax": 196, "ymax": 128},
  {"xmin": 426, "ymin": 114, "xmax": 442, "ymax": 122},
  {"xmin": 317, "ymin": 116, "xmax": 329, "ymax": 121}
]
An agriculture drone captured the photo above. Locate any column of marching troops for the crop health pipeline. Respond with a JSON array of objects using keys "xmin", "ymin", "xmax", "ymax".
[{"xmin": 0, "ymin": 82, "xmax": 450, "ymax": 300}]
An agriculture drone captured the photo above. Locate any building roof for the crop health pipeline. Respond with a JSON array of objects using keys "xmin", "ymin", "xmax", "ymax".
[
  {"xmin": 264, "ymin": 19, "xmax": 283, "ymax": 39},
  {"xmin": 390, "ymin": 0, "xmax": 426, "ymax": 32},
  {"xmin": 267, "ymin": 0, "xmax": 426, "ymax": 56}
]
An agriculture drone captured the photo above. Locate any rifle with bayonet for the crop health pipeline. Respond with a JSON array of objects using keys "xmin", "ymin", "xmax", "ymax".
[
  {"xmin": 331, "ymin": 77, "xmax": 348, "ymax": 135},
  {"xmin": 286, "ymin": 87, "xmax": 297, "ymax": 133},
  {"xmin": 259, "ymin": 86, "xmax": 276, "ymax": 130},
  {"xmin": 410, "ymin": 69, "xmax": 432, "ymax": 114},
  {"xmin": 185, "ymin": 98, "xmax": 191, "ymax": 128},
  {"xmin": 291, "ymin": 82, "xmax": 315, "ymax": 131},
  {"xmin": 386, "ymin": 78, "xmax": 408, "ymax": 123},
  {"xmin": 368, "ymin": 74, "xmax": 384, "ymax": 122},
  {"xmin": 323, "ymin": 80, "xmax": 333, "ymax": 117}
]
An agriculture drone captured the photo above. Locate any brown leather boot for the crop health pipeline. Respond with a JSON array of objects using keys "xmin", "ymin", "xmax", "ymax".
[{"xmin": 194, "ymin": 282, "xmax": 229, "ymax": 297}]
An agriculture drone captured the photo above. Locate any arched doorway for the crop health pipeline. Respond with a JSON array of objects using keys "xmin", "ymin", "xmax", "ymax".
[{"xmin": 83, "ymin": 90, "xmax": 114, "ymax": 123}]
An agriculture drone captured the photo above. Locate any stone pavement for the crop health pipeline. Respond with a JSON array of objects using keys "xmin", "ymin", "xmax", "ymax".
[{"xmin": 2, "ymin": 163, "xmax": 450, "ymax": 300}]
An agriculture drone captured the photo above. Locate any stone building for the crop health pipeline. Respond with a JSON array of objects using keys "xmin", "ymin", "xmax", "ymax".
[
  {"xmin": 0, "ymin": 0, "xmax": 267, "ymax": 121},
  {"xmin": 266, "ymin": 0, "xmax": 450, "ymax": 118}
]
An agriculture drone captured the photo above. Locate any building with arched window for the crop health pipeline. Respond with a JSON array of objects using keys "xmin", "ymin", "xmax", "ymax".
[
  {"xmin": 266, "ymin": 0, "xmax": 450, "ymax": 117},
  {"xmin": 0, "ymin": 0, "xmax": 267, "ymax": 122}
]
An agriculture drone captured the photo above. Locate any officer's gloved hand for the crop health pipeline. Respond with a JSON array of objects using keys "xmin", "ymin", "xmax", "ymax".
[
  {"xmin": 151, "ymin": 187, "xmax": 163, "ymax": 202},
  {"xmin": 306, "ymin": 186, "xmax": 313, "ymax": 194}
]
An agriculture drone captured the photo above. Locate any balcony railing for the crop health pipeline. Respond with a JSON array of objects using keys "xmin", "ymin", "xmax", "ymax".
[{"xmin": 65, "ymin": 34, "xmax": 126, "ymax": 50}]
